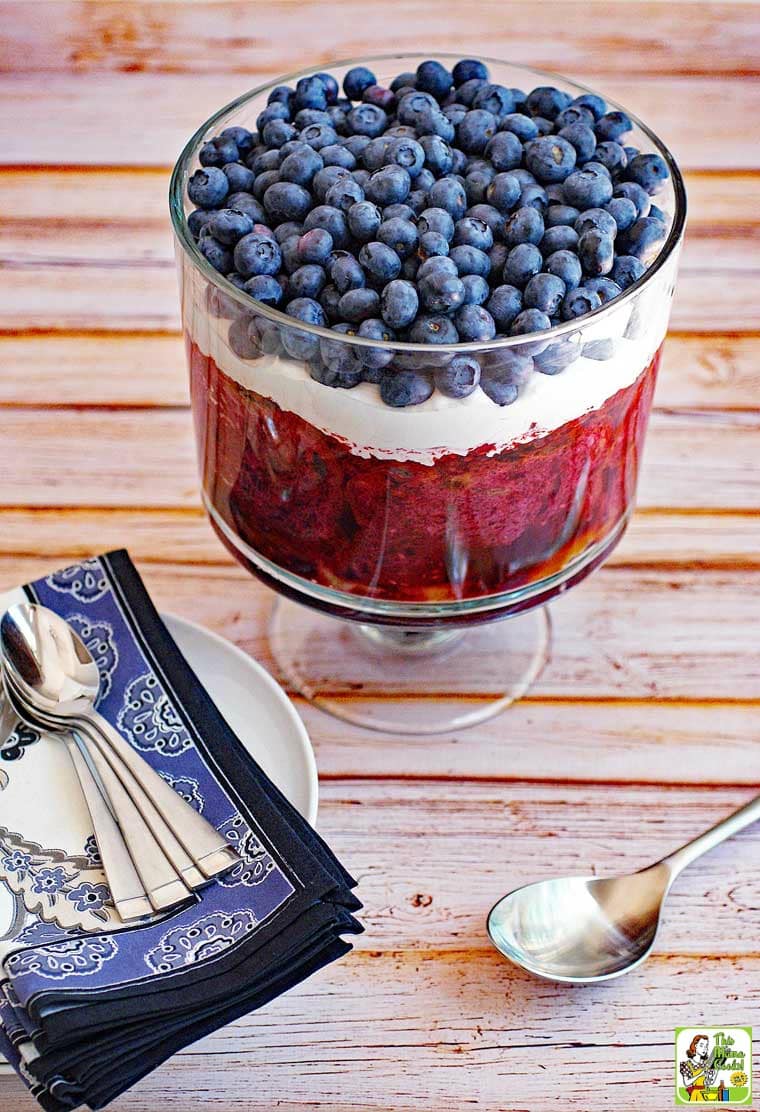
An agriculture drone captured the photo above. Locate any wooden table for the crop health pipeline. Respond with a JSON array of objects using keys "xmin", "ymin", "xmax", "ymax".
[{"xmin": 1, "ymin": 4, "xmax": 759, "ymax": 1108}]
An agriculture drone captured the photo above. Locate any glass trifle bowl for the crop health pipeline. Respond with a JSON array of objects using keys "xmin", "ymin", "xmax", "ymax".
[{"xmin": 170, "ymin": 54, "xmax": 686, "ymax": 733}]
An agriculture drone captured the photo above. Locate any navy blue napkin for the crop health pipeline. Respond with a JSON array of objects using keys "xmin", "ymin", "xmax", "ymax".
[{"xmin": 0, "ymin": 552, "xmax": 361, "ymax": 1110}]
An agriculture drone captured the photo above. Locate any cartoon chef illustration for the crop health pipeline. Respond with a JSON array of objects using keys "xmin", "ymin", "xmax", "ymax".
[{"xmin": 680, "ymin": 1034, "xmax": 718, "ymax": 1101}]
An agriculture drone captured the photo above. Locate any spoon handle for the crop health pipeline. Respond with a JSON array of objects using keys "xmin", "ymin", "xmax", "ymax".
[
  {"xmin": 661, "ymin": 792, "xmax": 760, "ymax": 876},
  {"xmin": 83, "ymin": 708, "xmax": 239, "ymax": 879},
  {"xmin": 64, "ymin": 737, "xmax": 154, "ymax": 922},
  {"xmin": 75, "ymin": 734, "xmax": 193, "ymax": 912}
]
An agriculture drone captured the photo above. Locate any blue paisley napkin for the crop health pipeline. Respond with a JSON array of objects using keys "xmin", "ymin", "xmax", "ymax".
[{"xmin": 0, "ymin": 552, "xmax": 361, "ymax": 1110}]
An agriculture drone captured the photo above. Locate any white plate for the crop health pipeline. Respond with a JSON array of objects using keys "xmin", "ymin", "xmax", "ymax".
[{"xmin": 0, "ymin": 614, "xmax": 318, "ymax": 1077}]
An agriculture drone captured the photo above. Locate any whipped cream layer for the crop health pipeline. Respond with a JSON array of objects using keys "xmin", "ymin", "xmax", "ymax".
[{"xmin": 187, "ymin": 263, "xmax": 673, "ymax": 466}]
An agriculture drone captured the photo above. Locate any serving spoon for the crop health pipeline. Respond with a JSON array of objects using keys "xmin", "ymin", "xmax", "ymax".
[
  {"xmin": 487, "ymin": 792, "xmax": 760, "ymax": 983},
  {"xmin": 1, "ymin": 603, "xmax": 239, "ymax": 878}
]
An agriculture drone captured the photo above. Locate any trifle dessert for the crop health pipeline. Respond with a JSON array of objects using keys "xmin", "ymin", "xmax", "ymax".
[{"xmin": 172, "ymin": 55, "xmax": 685, "ymax": 626}]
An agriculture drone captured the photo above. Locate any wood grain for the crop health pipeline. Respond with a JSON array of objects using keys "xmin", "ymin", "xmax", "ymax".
[
  {"xmin": 3, "ymin": 1, "xmax": 760, "ymax": 77},
  {"xmin": 1, "ymin": 74, "xmax": 759, "ymax": 169}
]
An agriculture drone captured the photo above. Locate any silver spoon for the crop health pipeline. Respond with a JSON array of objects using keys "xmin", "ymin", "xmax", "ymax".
[
  {"xmin": 487, "ymin": 793, "xmax": 760, "ymax": 983},
  {"xmin": 1, "ymin": 603, "xmax": 239, "ymax": 879}
]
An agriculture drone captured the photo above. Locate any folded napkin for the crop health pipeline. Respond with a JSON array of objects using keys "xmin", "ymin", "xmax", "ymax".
[{"xmin": 0, "ymin": 552, "xmax": 362, "ymax": 1110}]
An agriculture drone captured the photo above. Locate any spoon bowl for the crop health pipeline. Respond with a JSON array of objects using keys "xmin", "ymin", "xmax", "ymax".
[
  {"xmin": 0, "ymin": 604, "xmax": 99, "ymax": 715},
  {"xmin": 487, "ymin": 864, "xmax": 671, "ymax": 983}
]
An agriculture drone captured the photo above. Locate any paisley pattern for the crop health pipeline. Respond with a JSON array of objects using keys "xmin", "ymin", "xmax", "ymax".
[
  {"xmin": 144, "ymin": 910, "xmax": 257, "ymax": 973},
  {"xmin": 117, "ymin": 672, "xmax": 193, "ymax": 757},
  {"xmin": 0, "ymin": 722, "xmax": 41, "ymax": 764},
  {"xmin": 218, "ymin": 812, "xmax": 276, "ymax": 889},
  {"xmin": 45, "ymin": 558, "xmax": 108, "ymax": 604},
  {"xmin": 159, "ymin": 773, "xmax": 204, "ymax": 813},
  {"xmin": 6, "ymin": 935, "xmax": 118, "ymax": 980},
  {"xmin": 66, "ymin": 613, "xmax": 119, "ymax": 700}
]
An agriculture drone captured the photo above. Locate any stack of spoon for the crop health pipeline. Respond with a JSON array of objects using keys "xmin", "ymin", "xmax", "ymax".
[{"xmin": 0, "ymin": 602, "xmax": 239, "ymax": 922}]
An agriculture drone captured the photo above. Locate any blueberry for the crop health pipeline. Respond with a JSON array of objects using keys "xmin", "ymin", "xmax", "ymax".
[
  {"xmin": 397, "ymin": 90, "xmax": 439, "ymax": 129},
  {"xmin": 347, "ymin": 199, "xmax": 382, "ymax": 241},
  {"xmin": 449, "ymin": 148, "xmax": 468, "ymax": 175},
  {"xmin": 510, "ymin": 308, "xmax": 553, "ymax": 350},
  {"xmin": 457, "ymin": 78, "xmax": 487, "ymax": 106},
  {"xmin": 420, "ymin": 270, "xmax": 466, "ymax": 314},
  {"xmin": 498, "ymin": 113, "xmax": 538, "ymax": 141},
  {"xmin": 319, "ymin": 143, "xmax": 356, "ymax": 169},
  {"xmin": 303, "ymin": 204, "xmax": 350, "ymax": 248},
  {"xmin": 378, "ymin": 217, "xmax": 419, "ymax": 259},
  {"xmin": 234, "ymin": 231, "xmax": 282, "ymax": 277},
  {"xmin": 443, "ymin": 102, "xmax": 469, "ymax": 127},
  {"xmin": 502, "ymin": 242, "xmax": 542, "ymax": 288},
  {"xmin": 262, "ymin": 119, "xmax": 297, "ymax": 148},
  {"xmin": 583, "ymin": 276, "xmax": 622, "ymax": 304},
  {"xmin": 556, "ymin": 105, "xmax": 594, "ymax": 128},
  {"xmin": 294, "ymin": 108, "xmax": 331, "ymax": 129},
  {"xmin": 465, "ymin": 168, "xmax": 494, "ymax": 205},
  {"xmin": 453, "ymin": 217, "xmax": 493, "ymax": 251},
  {"xmin": 453, "ymin": 59, "xmax": 489, "ymax": 85},
  {"xmin": 419, "ymin": 134, "xmax": 454, "ymax": 175},
  {"xmin": 363, "ymin": 85, "xmax": 396, "ymax": 112},
  {"xmin": 582, "ymin": 337, "xmax": 617, "ymax": 361},
  {"xmin": 240, "ymin": 274, "xmax": 282, "ymax": 309},
  {"xmin": 320, "ymin": 284, "xmax": 342, "ymax": 321},
  {"xmin": 322, "ymin": 177, "xmax": 362, "ymax": 214},
  {"xmin": 381, "ymin": 279, "xmax": 419, "ymax": 329},
  {"xmin": 540, "ymin": 225, "xmax": 579, "ymax": 255},
  {"xmin": 578, "ymin": 229, "xmax": 615, "ymax": 276},
  {"xmin": 343, "ymin": 134, "xmax": 372, "ymax": 160},
  {"xmin": 355, "ymin": 317, "xmax": 396, "ymax": 369},
  {"xmin": 188, "ymin": 209, "xmax": 212, "ymax": 238},
  {"xmin": 595, "ymin": 110, "xmax": 632, "ymax": 142},
  {"xmin": 198, "ymin": 233, "xmax": 233, "ymax": 273},
  {"xmin": 383, "ymin": 202, "xmax": 416, "ymax": 222},
  {"xmin": 282, "ymin": 297, "xmax": 326, "ymax": 359},
  {"xmin": 280, "ymin": 233, "xmax": 302, "ymax": 274},
  {"xmin": 390, "ymin": 71, "xmax": 417, "ymax": 93},
  {"xmin": 409, "ymin": 314, "xmax": 459, "ymax": 344},
  {"xmin": 331, "ymin": 253, "xmax": 366, "ymax": 293},
  {"xmin": 347, "ymin": 103, "xmax": 387, "ymax": 138},
  {"xmin": 220, "ymin": 126, "xmax": 255, "ymax": 155},
  {"xmin": 294, "ymin": 75, "xmax": 328, "ymax": 112},
  {"xmin": 611, "ymin": 254, "xmax": 646, "ymax": 289},
  {"xmin": 623, "ymin": 216, "xmax": 667, "ymax": 261},
  {"xmin": 466, "ymin": 202, "xmax": 505, "ymax": 237},
  {"xmin": 525, "ymin": 135, "xmax": 577, "ymax": 184},
  {"xmin": 417, "ymin": 255, "xmax": 458, "ymax": 282},
  {"xmin": 626, "ymin": 153, "xmax": 670, "ymax": 195},
  {"xmin": 428, "ymin": 176, "xmax": 467, "ymax": 219},
  {"xmin": 594, "ymin": 140, "xmax": 627, "ymax": 176},
  {"xmin": 487, "ymin": 284, "xmax": 523, "ymax": 329},
  {"xmin": 544, "ymin": 203, "xmax": 580, "ymax": 228},
  {"xmin": 649, "ymin": 203, "xmax": 667, "ymax": 223},
  {"xmin": 510, "ymin": 168, "xmax": 538, "ymax": 188},
  {"xmin": 263, "ymin": 181, "xmax": 312, "ymax": 222},
  {"xmin": 222, "ymin": 162, "xmax": 256, "ymax": 193},
  {"xmin": 416, "ymin": 60, "xmax": 453, "ymax": 101},
  {"xmin": 279, "ymin": 145, "xmax": 324, "ymax": 185},
  {"xmin": 486, "ymin": 172, "xmax": 521, "ymax": 214},
  {"xmin": 206, "ymin": 208, "xmax": 254, "ymax": 244},
  {"xmin": 200, "ymin": 135, "xmax": 239, "ymax": 167},
  {"xmin": 575, "ymin": 207, "xmax": 618, "ymax": 238},
  {"xmin": 383, "ymin": 136, "xmax": 424, "ymax": 178},
  {"xmin": 613, "ymin": 180, "xmax": 651, "ymax": 218},
  {"xmin": 480, "ymin": 366, "xmax": 519, "ymax": 406},
  {"xmin": 188, "ymin": 166, "xmax": 229, "ymax": 208},
  {"xmin": 344, "ymin": 66, "xmax": 377, "ymax": 101},
  {"xmin": 524, "ymin": 272, "xmax": 566, "ymax": 315},
  {"xmin": 300, "ymin": 122, "xmax": 339, "ymax": 150},
  {"xmin": 571, "ymin": 92, "xmax": 606, "ymax": 121},
  {"xmin": 557, "ymin": 122, "xmax": 597, "ymax": 163},
  {"xmin": 416, "ymin": 232, "xmax": 448, "ymax": 263},
  {"xmin": 449, "ymin": 244, "xmax": 491, "ymax": 277},
  {"xmin": 288, "ymin": 263, "xmax": 327, "ymax": 300},
  {"xmin": 338, "ymin": 287, "xmax": 381, "ymax": 323},
  {"xmin": 533, "ymin": 336, "xmax": 582, "ymax": 374},
  {"xmin": 423, "ymin": 111, "xmax": 456, "ymax": 142},
  {"xmin": 407, "ymin": 189, "xmax": 428, "ymax": 215},
  {"xmin": 544, "ymin": 249, "xmax": 582, "ymax": 290},
  {"xmin": 454, "ymin": 304, "xmax": 496, "ymax": 341},
  {"xmin": 359, "ymin": 241, "xmax": 402, "ymax": 284},
  {"xmin": 561, "ymin": 286, "xmax": 602, "ymax": 320},
  {"xmin": 461, "ymin": 274, "xmax": 490, "ymax": 306},
  {"xmin": 251, "ymin": 147, "xmax": 282, "ymax": 174},
  {"xmin": 227, "ymin": 315, "xmax": 263, "ymax": 360},
  {"xmin": 545, "ymin": 184, "xmax": 567, "ymax": 204},
  {"xmin": 252, "ymin": 169, "xmax": 281, "ymax": 202},
  {"xmin": 256, "ymin": 102, "xmax": 291, "ymax": 132},
  {"xmin": 519, "ymin": 184, "xmax": 549, "ymax": 212},
  {"xmin": 525, "ymin": 85, "xmax": 571, "ymax": 119},
  {"xmin": 418, "ymin": 207, "xmax": 455, "ymax": 240},
  {"xmin": 436, "ymin": 354, "xmax": 481, "ymax": 397},
  {"xmin": 503, "ymin": 206, "xmax": 544, "ymax": 247},
  {"xmin": 604, "ymin": 196, "xmax": 638, "ymax": 233},
  {"xmin": 457, "ymin": 109, "xmax": 498, "ymax": 154},
  {"xmin": 266, "ymin": 85, "xmax": 293, "ymax": 108},
  {"xmin": 471, "ymin": 83, "xmax": 515, "ymax": 119},
  {"xmin": 365, "ymin": 165, "xmax": 411, "ymax": 206},
  {"xmin": 562, "ymin": 166, "xmax": 613, "ymax": 209},
  {"xmin": 292, "ymin": 227, "xmax": 330, "ymax": 266},
  {"xmin": 380, "ymin": 368, "xmax": 434, "ymax": 407}
]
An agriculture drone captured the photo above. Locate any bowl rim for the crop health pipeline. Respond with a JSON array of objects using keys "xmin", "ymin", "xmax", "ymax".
[{"xmin": 169, "ymin": 51, "xmax": 687, "ymax": 355}]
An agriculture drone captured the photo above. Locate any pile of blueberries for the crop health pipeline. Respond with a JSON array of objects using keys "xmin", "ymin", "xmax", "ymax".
[{"xmin": 186, "ymin": 58, "xmax": 671, "ymax": 407}]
